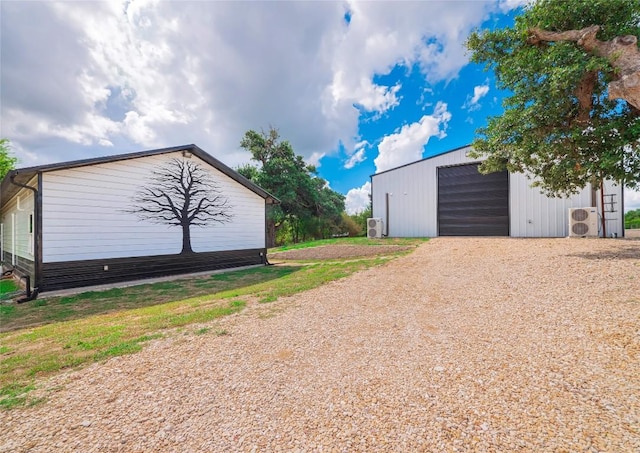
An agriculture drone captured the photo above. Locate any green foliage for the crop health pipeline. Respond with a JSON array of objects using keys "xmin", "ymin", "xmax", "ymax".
[
  {"xmin": 349, "ymin": 205, "xmax": 373, "ymax": 236},
  {"xmin": 0, "ymin": 139, "xmax": 17, "ymax": 179},
  {"xmin": 341, "ymin": 212, "xmax": 362, "ymax": 237},
  {"xmin": 625, "ymin": 208, "xmax": 640, "ymax": 228},
  {"xmin": 239, "ymin": 127, "xmax": 345, "ymax": 244},
  {"xmin": 466, "ymin": 0, "xmax": 640, "ymax": 196}
]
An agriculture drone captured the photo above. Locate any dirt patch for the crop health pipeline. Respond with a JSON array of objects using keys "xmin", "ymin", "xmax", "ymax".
[
  {"xmin": 268, "ymin": 244, "xmax": 414, "ymax": 260},
  {"xmin": 626, "ymin": 229, "xmax": 640, "ymax": 239}
]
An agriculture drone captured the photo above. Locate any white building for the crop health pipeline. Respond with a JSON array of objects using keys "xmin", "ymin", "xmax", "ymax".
[
  {"xmin": 371, "ymin": 146, "xmax": 624, "ymax": 238},
  {"xmin": 0, "ymin": 144, "xmax": 278, "ymax": 292}
]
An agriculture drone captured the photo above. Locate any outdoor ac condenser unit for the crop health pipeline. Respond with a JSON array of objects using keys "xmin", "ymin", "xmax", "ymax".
[
  {"xmin": 569, "ymin": 207, "xmax": 599, "ymax": 237},
  {"xmin": 367, "ymin": 218, "xmax": 384, "ymax": 239}
]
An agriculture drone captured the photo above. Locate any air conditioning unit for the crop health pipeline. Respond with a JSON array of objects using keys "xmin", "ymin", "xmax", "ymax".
[
  {"xmin": 367, "ymin": 218, "xmax": 384, "ymax": 239},
  {"xmin": 569, "ymin": 207, "xmax": 599, "ymax": 237}
]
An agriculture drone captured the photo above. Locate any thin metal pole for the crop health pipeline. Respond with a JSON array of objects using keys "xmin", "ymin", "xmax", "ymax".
[{"xmin": 600, "ymin": 180, "xmax": 606, "ymax": 238}]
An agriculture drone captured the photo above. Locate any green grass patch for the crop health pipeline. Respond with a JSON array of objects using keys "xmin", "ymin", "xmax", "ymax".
[
  {"xmin": 93, "ymin": 334, "xmax": 163, "ymax": 361},
  {"xmin": 0, "ymin": 279, "xmax": 22, "ymax": 301},
  {"xmin": 0, "ymin": 279, "xmax": 20, "ymax": 293},
  {"xmin": 0, "ymin": 267, "xmax": 297, "ymax": 332},
  {"xmin": 0, "ymin": 237, "xmax": 425, "ymax": 410},
  {"xmin": 270, "ymin": 236, "xmax": 426, "ymax": 252},
  {"xmin": 0, "ymin": 305, "xmax": 16, "ymax": 316},
  {"xmin": 0, "ymin": 383, "xmax": 36, "ymax": 409}
]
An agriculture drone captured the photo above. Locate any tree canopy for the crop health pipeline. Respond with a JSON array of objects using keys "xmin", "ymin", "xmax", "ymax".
[
  {"xmin": 466, "ymin": 0, "xmax": 640, "ymax": 196},
  {"xmin": 0, "ymin": 139, "xmax": 18, "ymax": 179},
  {"xmin": 239, "ymin": 127, "xmax": 345, "ymax": 244},
  {"xmin": 625, "ymin": 208, "xmax": 640, "ymax": 228}
]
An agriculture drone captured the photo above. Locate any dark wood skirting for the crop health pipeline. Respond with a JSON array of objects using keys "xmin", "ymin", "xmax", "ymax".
[{"xmin": 40, "ymin": 248, "xmax": 266, "ymax": 292}]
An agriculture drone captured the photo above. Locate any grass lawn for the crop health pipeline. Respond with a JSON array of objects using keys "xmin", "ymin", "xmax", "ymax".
[
  {"xmin": 271, "ymin": 236, "xmax": 422, "ymax": 251},
  {"xmin": 0, "ymin": 237, "xmax": 426, "ymax": 409},
  {"xmin": 0, "ymin": 279, "xmax": 21, "ymax": 301}
]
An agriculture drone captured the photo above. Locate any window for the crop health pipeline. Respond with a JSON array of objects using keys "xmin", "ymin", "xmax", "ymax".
[{"xmin": 28, "ymin": 213, "xmax": 34, "ymax": 255}]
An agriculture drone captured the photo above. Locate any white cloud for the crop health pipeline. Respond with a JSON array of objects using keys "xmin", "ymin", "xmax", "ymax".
[
  {"xmin": 345, "ymin": 148, "xmax": 366, "ymax": 170},
  {"xmin": 1, "ymin": 0, "xmax": 517, "ymax": 171},
  {"xmin": 373, "ymin": 102, "xmax": 451, "ymax": 173},
  {"xmin": 345, "ymin": 181, "xmax": 371, "ymax": 215},
  {"xmin": 307, "ymin": 152, "xmax": 326, "ymax": 169},
  {"xmin": 498, "ymin": 0, "xmax": 530, "ymax": 13},
  {"xmin": 322, "ymin": 1, "xmax": 496, "ymax": 151},
  {"xmin": 344, "ymin": 140, "xmax": 369, "ymax": 169},
  {"xmin": 463, "ymin": 84, "xmax": 490, "ymax": 111},
  {"xmin": 625, "ymin": 189, "xmax": 640, "ymax": 211}
]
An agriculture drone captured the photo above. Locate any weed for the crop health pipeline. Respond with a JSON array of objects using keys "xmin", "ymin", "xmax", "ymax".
[
  {"xmin": 194, "ymin": 327, "xmax": 210, "ymax": 335},
  {"xmin": 0, "ymin": 383, "xmax": 36, "ymax": 409},
  {"xmin": 0, "ymin": 305, "xmax": 16, "ymax": 316},
  {"xmin": 93, "ymin": 333, "xmax": 162, "ymax": 361}
]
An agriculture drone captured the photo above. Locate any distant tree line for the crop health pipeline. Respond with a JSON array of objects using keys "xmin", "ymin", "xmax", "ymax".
[
  {"xmin": 625, "ymin": 209, "xmax": 640, "ymax": 229},
  {"xmin": 238, "ymin": 127, "xmax": 370, "ymax": 246}
]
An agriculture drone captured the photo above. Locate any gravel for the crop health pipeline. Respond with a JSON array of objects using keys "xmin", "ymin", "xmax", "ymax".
[{"xmin": 1, "ymin": 237, "xmax": 639, "ymax": 452}]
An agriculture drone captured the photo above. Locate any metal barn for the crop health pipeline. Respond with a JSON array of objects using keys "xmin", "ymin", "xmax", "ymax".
[{"xmin": 370, "ymin": 146, "xmax": 624, "ymax": 238}]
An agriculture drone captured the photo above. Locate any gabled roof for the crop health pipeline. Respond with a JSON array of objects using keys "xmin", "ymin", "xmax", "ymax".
[
  {"xmin": 1, "ymin": 144, "xmax": 279, "ymax": 206},
  {"xmin": 370, "ymin": 144, "xmax": 473, "ymax": 178}
]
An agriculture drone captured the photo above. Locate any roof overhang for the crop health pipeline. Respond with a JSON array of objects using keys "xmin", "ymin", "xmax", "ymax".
[{"xmin": 0, "ymin": 144, "xmax": 280, "ymax": 208}]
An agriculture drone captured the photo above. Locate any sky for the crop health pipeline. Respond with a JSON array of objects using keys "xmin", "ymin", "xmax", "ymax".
[{"xmin": 1, "ymin": 0, "xmax": 639, "ymax": 214}]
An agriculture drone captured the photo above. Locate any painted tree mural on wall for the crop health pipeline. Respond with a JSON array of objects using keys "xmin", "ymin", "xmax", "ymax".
[{"xmin": 128, "ymin": 158, "xmax": 233, "ymax": 254}]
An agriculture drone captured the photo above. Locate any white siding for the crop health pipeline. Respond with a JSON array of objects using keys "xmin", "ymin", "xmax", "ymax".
[
  {"xmin": 0, "ymin": 182, "xmax": 35, "ymax": 262},
  {"xmin": 372, "ymin": 146, "xmax": 625, "ymax": 238},
  {"xmin": 41, "ymin": 152, "xmax": 265, "ymax": 262}
]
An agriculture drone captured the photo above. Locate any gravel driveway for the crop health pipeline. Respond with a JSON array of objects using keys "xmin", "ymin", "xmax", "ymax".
[{"xmin": 2, "ymin": 237, "xmax": 639, "ymax": 452}]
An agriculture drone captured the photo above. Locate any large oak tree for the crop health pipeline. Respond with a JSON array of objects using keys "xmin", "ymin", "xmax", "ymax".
[
  {"xmin": 239, "ymin": 127, "xmax": 345, "ymax": 245},
  {"xmin": 466, "ymin": 0, "xmax": 640, "ymax": 196}
]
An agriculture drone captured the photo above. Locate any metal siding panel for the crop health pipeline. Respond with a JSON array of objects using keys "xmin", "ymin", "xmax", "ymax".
[{"xmin": 510, "ymin": 175, "xmax": 605, "ymax": 237}]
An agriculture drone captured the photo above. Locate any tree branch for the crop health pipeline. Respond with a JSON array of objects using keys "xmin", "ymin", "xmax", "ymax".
[{"xmin": 529, "ymin": 25, "xmax": 640, "ymax": 110}]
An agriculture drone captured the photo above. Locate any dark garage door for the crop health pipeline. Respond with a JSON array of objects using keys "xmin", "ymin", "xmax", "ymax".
[{"xmin": 438, "ymin": 163, "xmax": 509, "ymax": 236}]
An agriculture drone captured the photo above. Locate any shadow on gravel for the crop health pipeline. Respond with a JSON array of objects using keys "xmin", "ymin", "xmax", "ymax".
[{"xmin": 567, "ymin": 242, "xmax": 640, "ymax": 260}]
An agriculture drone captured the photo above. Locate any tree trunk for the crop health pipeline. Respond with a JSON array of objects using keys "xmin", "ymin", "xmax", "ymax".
[
  {"xmin": 266, "ymin": 219, "xmax": 276, "ymax": 248},
  {"xmin": 181, "ymin": 222, "xmax": 193, "ymax": 254}
]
